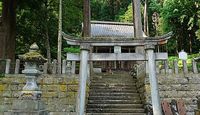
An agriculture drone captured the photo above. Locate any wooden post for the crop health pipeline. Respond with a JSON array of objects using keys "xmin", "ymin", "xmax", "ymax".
[{"xmin": 14, "ymin": 59, "xmax": 20, "ymax": 74}]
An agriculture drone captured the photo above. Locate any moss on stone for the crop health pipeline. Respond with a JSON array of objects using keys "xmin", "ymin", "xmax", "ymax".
[
  {"xmin": 0, "ymin": 85, "xmax": 5, "ymax": 91},
  {"xmin": 59, "ymin": 85, "xmax": 67, "ymax": 92},
  {"xmin": 19, "ymin": 51, "xmax": 47, "ymax": 63}
]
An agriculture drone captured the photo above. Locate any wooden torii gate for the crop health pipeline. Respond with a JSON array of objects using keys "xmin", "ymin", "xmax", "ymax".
[{"xmin": 63, "ymin": 32, "xmax": 172, "ymax": 115}]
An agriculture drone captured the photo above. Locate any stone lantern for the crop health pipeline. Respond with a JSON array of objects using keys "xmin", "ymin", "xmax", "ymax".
[
  {"xmin": 19, "ymin": 43, "xmax": 47, "ymax": 99},
  {"xmin": 7, "ymin": 43, "xmax": 48, "ymax": 115}
]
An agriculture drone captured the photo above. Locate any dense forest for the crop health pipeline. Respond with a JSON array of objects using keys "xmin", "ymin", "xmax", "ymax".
[{"xmin": 0, "ymin": 0, "xmax": 200, "ymax": 60}]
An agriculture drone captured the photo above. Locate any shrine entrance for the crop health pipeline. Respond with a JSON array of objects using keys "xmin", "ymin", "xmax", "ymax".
[{"xmin": 63, "ymin": 32, "xmax": 172, "ymax": 115}]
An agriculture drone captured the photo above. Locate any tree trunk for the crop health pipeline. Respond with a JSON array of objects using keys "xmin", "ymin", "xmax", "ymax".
[
  {"xmin": 45, "ymin": 25, "xmax": 51, "ymax": 64},
  {"xmin": 83, "ymin": 0, "xmax": 91, "ymax": 37},
  {"xmin": 132, "ymin": 0, "xmax": 144, "ymax": 54},
  {"xmin": 0, "ymin": 0, "xmax": 16, "ymax": 60},
  {"xmin": 44, "ymin": 1, "xmax": 51, "ymax": 64},
  {"xmin": 133, "ymin": 0, "xmax": 143, "ymax": 37},
  {"xmin": 144, "ymin": 0, "xmax": 149, "ymax": 36},
  {"xmin": 57, "ymin": 0, "xmax": 62, "ymax": 74}
]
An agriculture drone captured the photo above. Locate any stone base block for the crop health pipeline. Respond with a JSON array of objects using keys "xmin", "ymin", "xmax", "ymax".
[
  {"xmin": 5, "ymin": 99, "xmax": 48, "ymax": 115},
  {"xmin": 5, "ymin": 110, "xmax": 48, "ymax": 115},
  {"xmin": 93, "ymin": 68, "xmax": 102, "ymax": 73}
]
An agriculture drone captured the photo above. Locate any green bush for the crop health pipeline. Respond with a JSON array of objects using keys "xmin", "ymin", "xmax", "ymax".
[
  {"xmin": 63, "ymin": 47, "xmax": 80, "ymax": 53},
  {"xmin": 167, "ymin": 53, "xmax": 200, "ymax": 71}
]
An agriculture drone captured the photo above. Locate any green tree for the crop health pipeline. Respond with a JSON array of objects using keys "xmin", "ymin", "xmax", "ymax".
[
  {"xmin": 16, "ymin": 0, "xmax": 83, "ymax": 60},
  {"xmin": 91, "ymin": 0, "xmax": 131, "ymax": 21},
  {"xmin": 161, "ymin": 0, "xmax": 200, "ymax": 54}
]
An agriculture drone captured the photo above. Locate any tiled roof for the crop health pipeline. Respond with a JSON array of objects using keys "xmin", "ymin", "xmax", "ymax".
[{"xmin": 91, "ymin": 21, "xmax": 134, "ymax": 37}]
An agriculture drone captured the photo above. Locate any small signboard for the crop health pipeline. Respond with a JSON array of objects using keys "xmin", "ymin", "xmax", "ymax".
[
  {"xmin": 178, "ymin": 50, "xmax": 187, "ymax": 60},
  {"xmin": 114, "ymin": 46, "xmax": 121, "ymax": 53}
]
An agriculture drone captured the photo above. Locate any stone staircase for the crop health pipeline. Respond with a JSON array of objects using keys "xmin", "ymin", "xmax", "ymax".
[{"xmin": 86, "ymin": 71, "xmax": 145, "ymax": 115}]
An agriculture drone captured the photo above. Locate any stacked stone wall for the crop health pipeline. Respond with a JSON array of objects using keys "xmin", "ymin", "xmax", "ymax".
[
  {"xmin": 137, "ymin": 73, "xmax": 200, "ymax": 115},
  {"xmin": 136, "ymin": 74, "xmax": 151, "ymax": 105},
  {"xmin": 0, "ymin": 74, "xmax": 82, "ymax": 115},
  {"xmin": 158, "ymin": 73, "xmax": 200, "ymax": 115}
]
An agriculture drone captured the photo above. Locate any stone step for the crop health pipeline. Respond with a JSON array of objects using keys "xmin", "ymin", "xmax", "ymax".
[
  {"xmin": 88, "ymin": 96, "xmax": 140, "ymax": 100},
  {"xmin": 88, "ymin": 100, "xmax": 142, "ymax": 104},
  {"xmin": 89, "ymin": 89, "xmax": 138, "ymax": 93},
  {"xmin": 86, "ymin": 108, "xmax": 145, "ymax": 113},
  {"xmin": 91, "ymin": 82, "xmax": 136, "ymax": 85},
  {"xmin": 92, "ymin": 77, "xmax": 135, "ymax": 80},
  {"xmin": 89, "ymin": 92, "xmax": 140, "ymax": 97},
  {"xmin": 87, "ymin": 72, "xmax": 144, "ymax": 114},
  {"xmin": 90, "ymin": 83, "xmax": 136, "ymax": 86},
  {"xmin": 89, "ymin": 87, "xmax": 137, "ymax": 90},
  {"xmin": 87, "ymin": 113, "xmax": 145, "ymax": 115},
  {"xmin": 92, "ymin": 76, "xmax": 135, "ymax": 79},
  {"xmin": 87, "ymin": 104, "xmax": 143, "ymax": 109}
]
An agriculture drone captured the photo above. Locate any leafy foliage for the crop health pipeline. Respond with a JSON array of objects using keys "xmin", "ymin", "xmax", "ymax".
[
  {"xmin": 161, "ymin": 0, "xmax": 200, "ymax": 54},
  {"xmin": 16, "ymin": 0, "xmax": 83, "ymax": 59},
  {"xmin": 5, "ymin": 0, "xmax": 200, "ymax": 60},
  {"xmin": 63, "ymin": 47, "xmax": 80, "ymax": 53},
  {"xmin": 167, "ymin": 53, "xmax": 200, "ymax": 71},
  {"xmin": 91, "ymin": 0, "xmax": 131, "ymax": 21}
]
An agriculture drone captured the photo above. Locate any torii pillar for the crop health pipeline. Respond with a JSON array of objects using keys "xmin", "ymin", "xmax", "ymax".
[
  {"xmin": 77, "ymin": 44, "xmax": 90, "ymax": 115},
  {"xmin": 145, "ymin": 44, "xmax": 162, "ymax": 115}
]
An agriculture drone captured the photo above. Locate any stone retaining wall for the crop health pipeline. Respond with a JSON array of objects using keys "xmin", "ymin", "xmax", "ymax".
[
  {"xmin": 137, "ymin": 73, "xmax": 200, "ymax": 115},
  {"xmin": 1, "ymin": 73, "xmax": 200, "ymax": 115},
  {"xmin": 0, "ymin": 74, "xmax": 83, "ymax": 115},
  {"xmin": 158, "ymin": 73, "xmax": 199, "ymax": 115},
  {"xmin": 136, "ymin": 74, "xmax": 151, "ymax": 105}
]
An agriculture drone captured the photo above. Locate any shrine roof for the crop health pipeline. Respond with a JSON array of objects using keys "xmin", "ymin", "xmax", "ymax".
[
  {"xmin": 63, "ymin": 32, "xmax": 173, "ymax": 46},
  {"xmin": 91, "ymin": 21, "xmax": 135, "ymax": 37}
]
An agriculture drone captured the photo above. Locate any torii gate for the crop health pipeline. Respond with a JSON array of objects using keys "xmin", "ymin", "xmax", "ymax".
[{"xmin": 63, "ymin": 32, "xmax": 172, "ymax": 115}]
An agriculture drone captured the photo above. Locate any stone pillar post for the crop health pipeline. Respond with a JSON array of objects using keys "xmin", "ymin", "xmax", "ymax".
[
  {"xmin": 62, "ymin": 59, "xmax": 67, "ymax": 74},
  {"xmin": 192, "ymin": 59, "xmax": 198, "ymax": 74},
  {"xmin": 182, "ymin": 60, "xmax": 188, "ymax": 74},
  {"xmin": 5, "ymin": 59, "xmax": 11, "ymax": 74},
  {"xmin": 145, "ymin": 44, "xmax": 162, "ymax": 115},
  {"xmin": 66, "ymin": 61, "xmax": 72, "ymax": 75},
  {"xmin": 164, "ymin": 60, "xmax": 169, "ymax": 74},
  {"xmin": 77, "ymin": 43, "xmax": 90, "ymax": 115},
  {"xmin": 43, "ymin": 62, "xmax": 48, "ymax": 74},
  {"xmin": 173, "ymin": 60, "xmax": 179, "ymax": 74},
  {"xmin": 14, "ymin": 59, "xmax": 20, "ymax": 74},
  {"xmin": 52, "ymin": 59, "xmax": 57, "ymax": 74},
  {"xmin": 71, "ymin": 61, "xmax": 76, "ymax": 74}
]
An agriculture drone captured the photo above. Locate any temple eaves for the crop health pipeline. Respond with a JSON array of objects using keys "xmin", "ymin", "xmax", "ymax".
[{"xmin": 62, "ymin": 32, "xmax": 172, "ymax": 46}]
